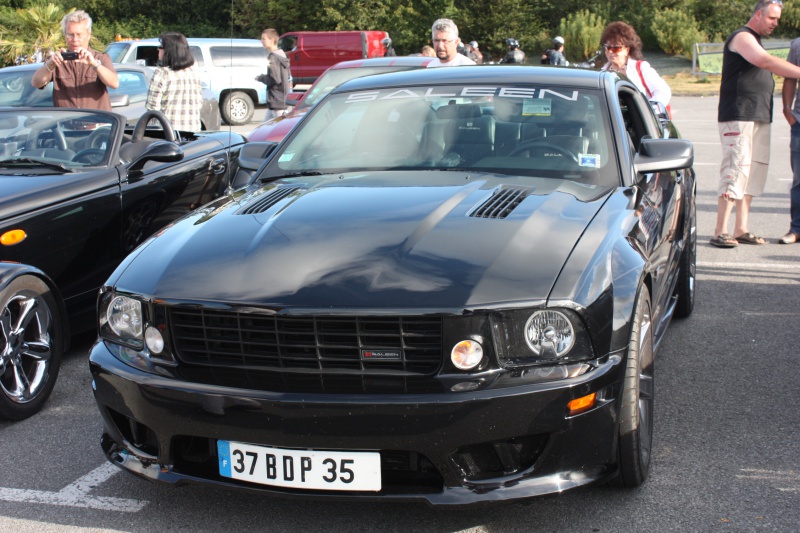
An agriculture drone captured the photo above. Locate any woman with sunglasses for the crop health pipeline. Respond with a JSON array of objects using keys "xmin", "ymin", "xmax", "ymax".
[{"xmin": 599, "ymin": 21, "xmax": 671, "ymax": 107}]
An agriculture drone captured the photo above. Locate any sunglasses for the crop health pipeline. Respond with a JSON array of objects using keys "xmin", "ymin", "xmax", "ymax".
[{"xmin": 604, "ymin": 44, "xmax": 625, "ymax": 53}]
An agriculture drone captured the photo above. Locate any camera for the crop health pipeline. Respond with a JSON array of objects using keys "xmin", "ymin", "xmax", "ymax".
[{"xmin": 61, "ymin": 51, "xmax": 79, "ymax": 60}]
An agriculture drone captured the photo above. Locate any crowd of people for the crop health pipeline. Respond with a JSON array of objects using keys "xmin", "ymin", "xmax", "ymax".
[{"xmin": 27, "ymin": 2, "xmax": 800, "ymax": 246}]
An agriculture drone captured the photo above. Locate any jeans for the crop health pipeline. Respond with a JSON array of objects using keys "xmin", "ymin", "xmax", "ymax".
[{"xmin": 790, "ymin": 123, "xmax": 800, "ymax": 233}]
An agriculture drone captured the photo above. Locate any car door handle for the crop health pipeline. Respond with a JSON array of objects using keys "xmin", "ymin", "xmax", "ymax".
[{"xmin": 210, "ymin": 157, "xmax": 227, "ymax": 175}]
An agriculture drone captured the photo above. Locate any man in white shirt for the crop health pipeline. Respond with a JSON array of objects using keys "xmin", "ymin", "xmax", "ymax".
[{"xmin": 427, "ymin": 19, "xmax": 476, "ymax": 67}]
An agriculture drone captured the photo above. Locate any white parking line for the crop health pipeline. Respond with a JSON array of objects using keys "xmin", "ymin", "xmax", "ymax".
[
  {"xmin": 0, "ymin": 462, "xmax": 148, "ymax": 512},
  {"xmin": 698, "ymin": 261, "xmax": 799, "ymax": 270},
  {"xmin": 736, "ymin": 468, "xmax": 800, "ymax": 493}
]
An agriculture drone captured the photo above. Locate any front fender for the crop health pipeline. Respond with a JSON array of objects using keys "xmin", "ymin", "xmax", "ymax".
[
  {"xmin": 548, "ymin": 189, "xmax": 647, "ymax": 357},
  {"xmin": 0, "ymin": 261, "xmax": 71, "ymax": 351}
]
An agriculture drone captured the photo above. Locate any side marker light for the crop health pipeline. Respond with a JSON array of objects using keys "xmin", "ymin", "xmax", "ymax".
[
  {"xmin": 567, "ymin": 392, "xmax": 597, "ymax": 416},
  {"xmin": 1, "ymin": 229, "xmax": 27, "ymax": 246}
]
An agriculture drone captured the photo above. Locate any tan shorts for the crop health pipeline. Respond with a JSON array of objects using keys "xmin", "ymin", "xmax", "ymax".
[{"xmin": 718, "ymin": 121, "xmax": 770, "ymax": 199}]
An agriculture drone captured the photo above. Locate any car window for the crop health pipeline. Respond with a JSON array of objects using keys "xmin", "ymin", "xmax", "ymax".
[
  {"xmin": 190, "ymin": 46, "xmax": 204, "ymax": 67},
  {"xmin": 267, "ymin": 84, "xmax": 616, "ymax": 186},
  {"xmin": 111, "ymin": 71, "xmax": 149, "ymax": 102},
  {"xmin": 209, "ymin": 46, "xmax": 267, "ymax": 67},
  {"xmin": 104, "ymin": 42, "xmax": 131, "ymax": 63},
  {"xmin": 0, "ymin": 70, "xmax": 51, "ymax": 107}
]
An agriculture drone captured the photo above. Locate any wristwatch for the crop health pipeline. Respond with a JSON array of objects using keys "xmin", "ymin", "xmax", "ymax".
[{"xmin": 91, "ymin": 59, "xmax": 101, "ymax": 69}]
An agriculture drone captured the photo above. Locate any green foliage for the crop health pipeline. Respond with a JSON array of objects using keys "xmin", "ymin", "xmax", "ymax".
[
  {"xmin": 558, "ymin": 9, "xmax": 606, "ymax": 63},
  {"xmin": 652, "ymin": 9, "xmax": 707, "ymax": 58},
  {"xmin": 0, "ymin": 3, "xmax": 71, "ymax": 65}
]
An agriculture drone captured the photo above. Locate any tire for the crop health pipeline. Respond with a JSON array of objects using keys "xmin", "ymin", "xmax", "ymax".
[
  {"xmin": 0, "ymin": 275, "xmax": 63, "ymax": 421},
  {"xmin": 221, "ymin": 91, "xmax": 254, "ymax": 126},
  {"xmin": 616, "ymin": 286, "xmax": 654, "ymax": 487},
  {"xmin": 674, "ymin": 192, "xmax": 696, "ymax": 318}
]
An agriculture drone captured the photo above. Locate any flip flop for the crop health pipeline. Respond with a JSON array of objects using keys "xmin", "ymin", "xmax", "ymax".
[
  {"xmin": 710, "ymin": 234, "xmax": 738, "ymax": 248},
  {"xmin": 735, "ymin": 232, "xmax": 766, "ymax": 245}
]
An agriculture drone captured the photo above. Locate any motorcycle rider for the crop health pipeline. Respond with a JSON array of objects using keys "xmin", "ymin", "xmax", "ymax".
[{"xmin": 500, "ymin": 38, "xmax": 526, "ymax": 64}]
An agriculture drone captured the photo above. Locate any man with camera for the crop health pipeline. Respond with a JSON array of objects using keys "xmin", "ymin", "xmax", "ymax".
[{"xmin": 31, "ymin": 10, "xmax": 118, "ymax": 110}]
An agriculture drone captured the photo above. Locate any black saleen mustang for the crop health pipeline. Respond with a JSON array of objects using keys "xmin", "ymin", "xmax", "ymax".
[
  {"xmin": 0, "ymin": 108, "xmax": 249, "ymax": 420},
  {"xmin": 90, "ymin": 66, "xmax": 696, "ymax": 505}
]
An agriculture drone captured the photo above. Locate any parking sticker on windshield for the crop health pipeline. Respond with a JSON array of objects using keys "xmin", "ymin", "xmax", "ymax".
[
  {"xmin": 579, "ymin": 154, "xmax": 601, "ymax": 168},
  {"xmin": 522, "ymin": 98, "xmax": 551, "ymax": 116},
  {"xmin": 279, "ymin": 152, "xmax": 295, "ymax": 162}
]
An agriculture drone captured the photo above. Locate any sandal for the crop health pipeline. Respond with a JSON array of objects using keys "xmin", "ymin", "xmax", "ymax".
[
  {"xmin": 735, "ymin": 232, "xmax": 766, "ymax": 245},
  {"xmin": 710, "ymin": 233, "xmax": 738, "ymax": 248}
]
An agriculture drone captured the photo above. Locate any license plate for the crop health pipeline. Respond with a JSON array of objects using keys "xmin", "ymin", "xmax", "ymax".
[{"xmin": 217, "ymin": 440, "xmax": 381, "ymax": 491}]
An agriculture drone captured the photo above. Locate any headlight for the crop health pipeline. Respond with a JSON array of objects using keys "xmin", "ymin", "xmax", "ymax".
[
  {"xmin": 524, "ymin": 310, "xmax": 574, "ymax": 358},
  {"xmin": 493, "ymin": 308, "xmax": 594, "ymax": 367},
  {"xmin": 98, "ymin": 290, "xmax": 176, "ymax": 373},
  {"xmin": 99, "ymin": 293, "xmax": 143, "ymax": 349}
]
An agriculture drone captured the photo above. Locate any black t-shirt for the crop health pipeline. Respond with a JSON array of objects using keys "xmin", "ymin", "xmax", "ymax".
[{"xmin": 718, "ymin": 26, "xmax": 774, "ymax": 122}]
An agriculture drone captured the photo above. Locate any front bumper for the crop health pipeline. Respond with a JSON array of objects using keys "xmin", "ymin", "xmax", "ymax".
[{"xmin": 90, "ymin": 340, "xmax": 625, "ymax": 507}]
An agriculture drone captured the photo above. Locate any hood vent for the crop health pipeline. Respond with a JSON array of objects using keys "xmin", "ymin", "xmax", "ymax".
[
  {"xmin": 470, "ymin": 186, "xmax": 531, "ymax": 219},
  {"xmin": 238, "ymin": 185, "xmax": 303, "ymax": 215}
]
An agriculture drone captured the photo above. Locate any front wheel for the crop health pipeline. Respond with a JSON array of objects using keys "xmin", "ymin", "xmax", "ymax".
[
  {"xmin": 0, "ymin": 275, "xmax": 63, "ymax": 420},
  {"xmin": 221, "ymin": 91, "xmax": 254, "ymax": 126},
  {"xmin": 616, "ymin": 286, "xmax": 654, "ymax": 487}
]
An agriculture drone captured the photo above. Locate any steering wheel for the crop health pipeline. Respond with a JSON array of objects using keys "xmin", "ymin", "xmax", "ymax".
[
  {"xmin": 71, "ymin": 148, "xmax": 105, "ymax": 165},
  {"xmin": 52, "ymin": 124, "xmax": 68, "ymax": 151},
  {"xmin": 86, "ymin": 126, "xmax": 111, "ymax": 149},
  {"xmin": 131, "ymin": 109, "xmax": 176, "ymax": 142},
  {"xmin": 508, "ymin": 141, "xmax": 579, "ymax": 163}
]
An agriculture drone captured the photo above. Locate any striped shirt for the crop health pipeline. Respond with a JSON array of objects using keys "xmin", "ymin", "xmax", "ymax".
[{"xmin": 146, "ymin": 66, "xmax": 202, "ymax": 131}]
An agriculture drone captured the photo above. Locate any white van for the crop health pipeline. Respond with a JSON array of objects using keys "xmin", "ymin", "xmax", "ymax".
[{"xmin": 105, "ymin": 38, "xmax": 268, "ymax": 125}]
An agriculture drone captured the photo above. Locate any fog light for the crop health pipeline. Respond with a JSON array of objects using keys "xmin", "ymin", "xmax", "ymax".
[
  {"xmin": 145, "ymin": 326, "xmax": 164, "ymax": 354},
  {"xmin": 567, "ymin": 392, "xmax": 597, "ymax": 416},
  {"xmin": 451, "ymin": 340, "xmax": 483, "ymax": 370}
]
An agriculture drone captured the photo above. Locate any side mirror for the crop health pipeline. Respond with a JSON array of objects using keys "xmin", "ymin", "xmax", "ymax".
[
  {"xmin": 634, "ymin": 137, "xmax": 693, "ymax": 175},
  {"xmin": 128, "ymin": 141, "xmax": 184, "ymax": 179}
]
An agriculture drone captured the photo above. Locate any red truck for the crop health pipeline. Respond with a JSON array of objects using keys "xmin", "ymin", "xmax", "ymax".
[{"xmin": 278, "ymin": 31, "xmax": 390, "ymax": 86}]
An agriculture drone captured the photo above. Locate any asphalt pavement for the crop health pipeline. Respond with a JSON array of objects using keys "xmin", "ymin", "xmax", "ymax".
[{"xmin": 0, "ymin": 95, "xmax": 798, "ymax": 532}]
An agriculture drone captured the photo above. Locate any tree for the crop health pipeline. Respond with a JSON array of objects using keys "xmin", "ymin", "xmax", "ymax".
[{"xmin": 0, "ymin": 3, "xmax": 73, "ymax": 65}]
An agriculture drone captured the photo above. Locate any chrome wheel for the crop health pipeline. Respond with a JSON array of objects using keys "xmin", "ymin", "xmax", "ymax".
[{"xmin": 0, "ymin": 275, "xmax": 62, "ymax": 420}]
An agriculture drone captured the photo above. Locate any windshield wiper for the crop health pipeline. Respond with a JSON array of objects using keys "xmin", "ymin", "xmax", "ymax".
[
  {"xmin": 0, "ymin": 157, "xmax": 74, "ymax": 173},
  {"xmin": 261, "ymin": 171, "xmax": 325, "ymax": 181}
]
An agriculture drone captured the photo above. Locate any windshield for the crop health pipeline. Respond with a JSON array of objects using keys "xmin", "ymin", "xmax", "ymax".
[
  {"xmin": 0, "ymin": 109, "xmax": 119, "ymax": 171},
  {"xmin": 265, "ymin": 83, "xmax": 617, "ymax": 185},
  {"xmin": 299, "ymin": 65, "xmax": 428, "ymax": 111},
  {"xmin": 104, "ymin": 42, "xmax": 131, "ymax": 63}
]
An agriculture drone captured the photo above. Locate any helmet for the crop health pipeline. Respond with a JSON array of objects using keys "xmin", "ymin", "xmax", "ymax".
[
  {"xmin": 382, "ymin": 37, "xmax": 392, "ymax": 47},
  {"xmin": 554, "ymin": 36, "xmax": 565, "ymax": 45},
  {"xmin": 505, "ymin": 38, "xmax": 519, "ymax": 49}
]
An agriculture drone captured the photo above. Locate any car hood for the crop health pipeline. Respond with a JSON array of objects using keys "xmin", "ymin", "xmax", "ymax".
[
  {"xmin": 247, "ymin": 109, "xmax": 308, "ymax": 142},
  {"xmin": 115, "ymin": 171, "xmax": 613, "ymax": 309}
]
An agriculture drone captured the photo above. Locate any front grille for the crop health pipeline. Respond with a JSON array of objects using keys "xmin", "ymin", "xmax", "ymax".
[{"xmin": 170, "ymin": 309, "xmax": 443, "ymax": 375}]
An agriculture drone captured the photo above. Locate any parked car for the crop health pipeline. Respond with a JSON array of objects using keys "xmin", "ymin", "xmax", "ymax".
[
  {"xmin": 0, "ymin": 107, "xmax": 247, "ymax": 420},
  {"xmin": 248, "ymin": 56, "xmax": 435, "ymax": 142},
  {"xmin": 0, "ymin": 62, "xmax": 221, "ymax": 130},
  {"xmin": 105, "ymin": 38, "xmax": 268, "ymax": 125},
  {"xmin": 90, "ymin": 66, "xmax": 696, "ymax": 505},
  {"xmin": 278, "ymin": 30, "xmax": 390, "ymax": 85}
]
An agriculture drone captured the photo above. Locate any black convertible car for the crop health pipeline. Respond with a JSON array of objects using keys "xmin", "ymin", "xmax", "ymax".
[
  {"xmin": 90, "ymin": 66, "xmax": 696, "ymax": 505},
  {"xmin": 0, "ymin": 108, "xmax": 248, "ymax": 420}
]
